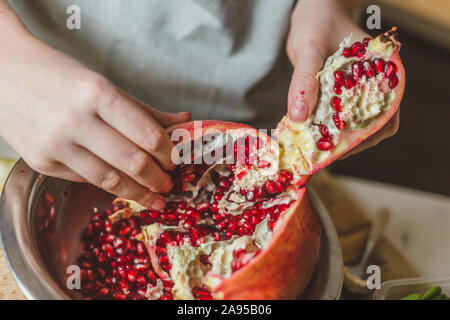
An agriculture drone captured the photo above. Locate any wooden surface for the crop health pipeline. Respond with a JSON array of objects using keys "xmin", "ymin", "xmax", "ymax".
[{"xmin": 0, "ymin": 250, "xmax": 26, "ymax": 300}]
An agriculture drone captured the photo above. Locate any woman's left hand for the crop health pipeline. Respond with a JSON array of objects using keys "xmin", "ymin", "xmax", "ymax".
[{"xmin": 286, "ymin": 0, "xmax": 399, "ymax": 157}]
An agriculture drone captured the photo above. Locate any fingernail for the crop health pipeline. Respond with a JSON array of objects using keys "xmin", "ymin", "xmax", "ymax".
[
  {"xmin": 151, "ymin": 196, "xmax": 166, "ymax": 210},
  {"xmin": 289, "ymin": 100, "xmax": 308, "ymax": 122}
]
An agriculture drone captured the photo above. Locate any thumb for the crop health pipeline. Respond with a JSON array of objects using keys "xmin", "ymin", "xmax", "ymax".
[{"xmin": 288, "ymin": 46, "xmax": 327, "ymax": 122}]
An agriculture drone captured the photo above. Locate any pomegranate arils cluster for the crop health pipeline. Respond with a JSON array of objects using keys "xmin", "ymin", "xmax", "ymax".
[
  {"xmin": 342, "ymin": 37, "xmax": 370, "ymax": 58},
  {"xmin": 77, "ymin": 211, "xmax": 164, "ymax": 300},
  {"xmin": 77, "ymin": 134, "xmax": 296, "ymax": 300},
  {"xmin": 319, "ymin": 37, "xmax": 400, "ymax": 152}
]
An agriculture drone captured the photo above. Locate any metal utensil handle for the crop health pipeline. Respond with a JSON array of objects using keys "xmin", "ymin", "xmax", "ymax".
[{"xmin": 358, "ymin": 208, "xmax": 390, "ymax": 272}]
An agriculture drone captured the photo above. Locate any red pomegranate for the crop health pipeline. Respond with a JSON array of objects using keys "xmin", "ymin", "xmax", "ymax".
[{"xmin": 76, "ymin": 28, "xmax": 404, "ymax": 300}]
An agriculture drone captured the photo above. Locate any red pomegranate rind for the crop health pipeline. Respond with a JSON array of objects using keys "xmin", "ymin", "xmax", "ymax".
[{"xmin": 206, "ymin": 188, "xmax": 321, "ymax": 299}]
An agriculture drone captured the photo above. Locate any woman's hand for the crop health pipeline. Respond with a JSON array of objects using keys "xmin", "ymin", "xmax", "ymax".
[
  {"xmin": 286, "ymin": 0, "xmax": 399, "ymax": 157},
  {"xmin": 0, "ymin": 6, "xmax": 189, "ymax": 209}
]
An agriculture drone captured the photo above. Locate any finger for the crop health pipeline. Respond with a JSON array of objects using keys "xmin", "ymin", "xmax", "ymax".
[
  {"xmin": 75, "ymin": 118, "xmax": 173, "ymax": 193},
  {"xmin": 148, "ymin": 109, "xmax": 191, "ymax": 128},
  {"xmin": 96, "ymin": 92, "xmax": 178, "ymax": 170},
  {"xmin": 117, "ymin": 88, "xmax": 192, "ymax": 128},
  {"xmin": 46, "ymin": 163, "xmax": 87, "ymax": 182},
  {"xmin": 339, "ymin": 111, "xmax": 400, "ymax": 160},
  {"xmin": 62, "ymin": 146, "xmax": 166, "ymax": 210},
  {"xmin": 288, "ymin": 45, "xmax": 327, "ymax": 122},
  {"xmin": 27, "ymin": 159, "xmax": 86, "ymax": 182}
]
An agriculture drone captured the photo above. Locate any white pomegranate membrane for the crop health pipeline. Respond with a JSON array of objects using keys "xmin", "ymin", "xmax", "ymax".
[
  {"xmin": 77, "ymin": 132, "xmax": 295, "ymax": 300},
  {"xmin": 278, "ymin": 34, "xmax": 400, "ymax": 175}
]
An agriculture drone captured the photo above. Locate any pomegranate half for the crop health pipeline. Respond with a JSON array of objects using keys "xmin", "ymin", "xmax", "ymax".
[
  {"xmin": 76, "ymin": 28, "xmax": 404, "ymax": 300},
  {"xmin": 278, "ymin": 27, "xmax": 404, "ymax": 186}
]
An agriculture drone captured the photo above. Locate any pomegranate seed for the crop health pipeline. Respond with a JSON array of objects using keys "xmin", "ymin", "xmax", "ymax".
[
  {"xmin": 333, "ymin": 113, "xmax": 347, "ymax": 130},
  {"xmin": 210, "ymin": 202, "xmax": 219, "ymax": 214},
  {"xmin": 316, "ymin": 138, "xmax": 333, "ymax": 151},
  {"xmin": 333, "ymin": 83, "xmax": 342, "ymax": 95},
  {"xmin": 213, "ymin": 213, "xmax": 224, "ymax": 223},
  {"xmin": 363, "ymin": 61, "xmax": 375, "ymax": 78},
  {"xmin": 352, "ymin": 62, "xmax": 364, "ymax": 78},
  {"xmin": 183, "ymin": 219, "xmax": 193, "ymax": 230},
  {"xmin": 113, "ymin": 292, "xmax": 127, "ymax": 300},
  {"xmin": 162, "ymin": 263, "xmax": 172, "ymax": 272},
  {"xmin": 264, "ymin": 180, "xmax": 276, "ymax": 194},
  {"xmin": 127, "ymin": 270, "xmax": 137, "ymax": 282},
  {"xmin": 120, "ymin": 279, "xmax": 130, "ymax": 292},
  {"xmin": 250, "ymin": 188, "xmax": 262, "ymax": 201},
  {"xmin": 342, "ymin": 48, "xmax": 351, "ymax": 57},
  {"xmin": 135, "ymin": 256, "xmax": 149, "ymax": 264},
  {"xmin": 150, "ymin": 211, "xmax": 159, "ymax": 219},
  {"xmin": 120, "ymin": 226, "xmax": 132, "ymax": 236},
  {"xmin": 159, "ymin": 255, "xmax": 169, "ymax": 264},
  {"xmin": 134, "ymin": 264, "xmax": 149, "ymax": 273},
  {"xmin": 147, "ymin": 270, "xmax": 157, "ymax": 283},
  {"xmin": 195, "ymin": 202, "xmax": 209, "ymax": 212},
  {"xmin": 104, "ymin": 220, "xmax": 113, "ymax": 233},
  {"xmin": 186, "ymin": 208, "xmax": 201, "ymax": 220},
  {"xmin": 350, "ymin": 42, "xmax": 362, "ymax": 56},
  {"xmin": 330, "ymin": 96, "xmax": 343, "ymax": 112},
  {"xmin": 193, "ymin": 287, "xmax": 213, "ymax": 300},
  {"xmin": 182, "ymin": 173, "xmax": 196, "ymax": 183},
  {"xmin": 333, "ymin": 70, "xmax": 345, "ymax": 86},
  {"xmin": 344, "ymin": 76, "xmax": 356, "ymax": 90},
  {"xmin": 363, "ymin": 37, "xmax": 371, "ymax": 46},
  {"xmin": 236, "ymin": 171, "xmax": 247, "ymax": 180},
  {"xmin": 316, "ymin": 124, "xmax": 330, "ymax": 138},
  {"xmin": 95, "ymin": 287, "xmax": 109, "ymax": 298},
  {"xmin": 92, "ymin": 221, "xmax": 102, "ymax": 230},
  {"xmin": 97, "ymin": 267, "xmax": 107, "ymax": 278},
  {"xmin": 388, "ymin": 75, "xmax": 399, "ymax": 89},
  {"xmin": 384, "ymin": 61, "xmax": 397, "ymax": 79},
  {"xmin": 373, "ymin": 58, "xmax": 385, "ymax": 74},
  {"xmin": 176, "ymin": 233, "xmax": 184, "ymax": 245},
  {"xmin": 160, "ymin": 293, "xmax": 173, "ymax": 300},
  {"xmin": 136, "ymin": 242, "xmax": 146, "ymax": 256},
  {"xmin": 136, "ymin": 275, "xmax": 147, "ymax": 286},
  {"xmin": 257, "ymin": 160, "xmax": 271, "ymax": 168},
  {"xmin": 268, "ymin": 220, "xmax": 276, "ymax": 230}
]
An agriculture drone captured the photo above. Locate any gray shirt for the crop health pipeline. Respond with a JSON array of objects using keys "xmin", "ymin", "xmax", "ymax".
[{"xmin": 10, "ymin": 0, "xmax": 295, "ymax": 129}]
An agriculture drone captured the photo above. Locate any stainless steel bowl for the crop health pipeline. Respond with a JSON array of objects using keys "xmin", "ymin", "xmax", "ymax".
[{"xmin": 0, "ymin": 159, "xmax": 343, "ymax": 300}]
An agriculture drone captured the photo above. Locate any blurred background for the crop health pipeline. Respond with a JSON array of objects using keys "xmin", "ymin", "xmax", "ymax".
[{"xmin": 330, "ymin": 0, "xmax": 450, "ymax": 196}]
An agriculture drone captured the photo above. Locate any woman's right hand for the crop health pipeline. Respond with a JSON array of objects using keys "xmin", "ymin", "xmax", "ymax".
[{"xmin": 0, "ymin": 15, "xmax": 189, "ymax": 209}]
